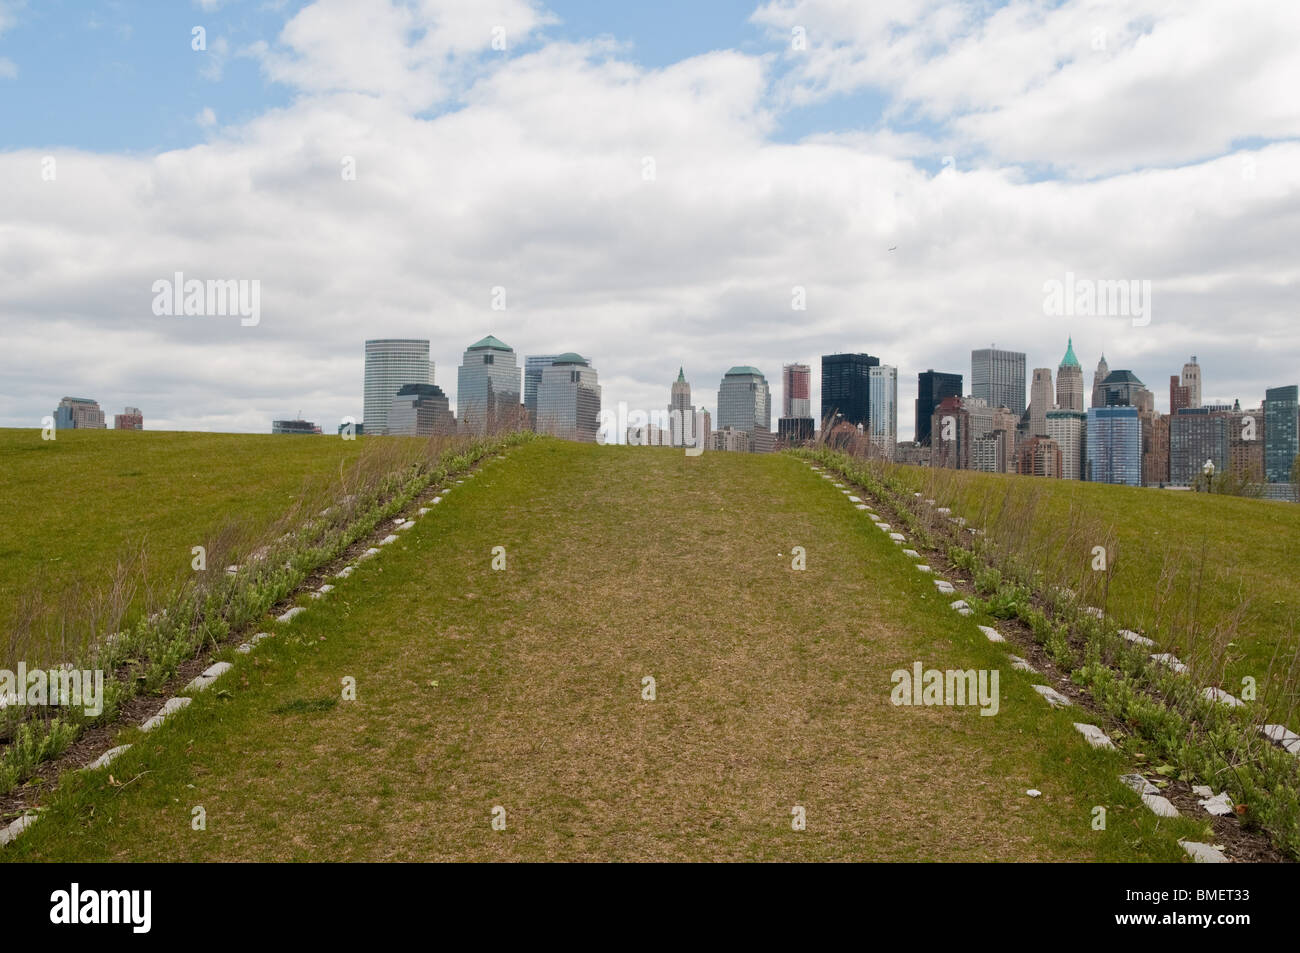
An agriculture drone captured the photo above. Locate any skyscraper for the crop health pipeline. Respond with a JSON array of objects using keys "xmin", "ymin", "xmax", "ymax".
[
  {"xmin": 364, "ymin": 339, "xmax": 434, "ymax": 435},
  {"xmin": 53, "ymin": 397, "xmax": 106, "ymax": 429},
  {"xmin": 1181, "ymin": 357, "xmax": 1202, "ymax": 409},
  {"xmin": 457, "ymin": 334, "xmax": 522, "ymax": 435},
  {"xmin": 1055, "ymin": 338, "xmax": 1084, "ymax": 412},
  {"xmin": 971, "ymin": 348, "xmax": 1026, "ymax": 415},
  {"xmin": 536, "ymin": 353, "xmax": 601, "ymax": 442},
  {"xmin": 868, "ymin": 365, "xmax": 898, "ymax": 459},
  {"xmin": 1087, "ymin": 406, "xmax": 1141, "ymax": 485},
  {"xmin": 717, "ymin": 366, "xmax": 772, "ymax": 444},
  {"xmin": 1029, "ymin": 367, "xmax": 1054, "ymax": 436},
  {"xmin": 524, "ymin": 354, "xmax": 560, "ymax": 423},
  {"xmin": 821, "ymin": 353, "xmax": 878, "ymax": 428},
  {"xmin": 668, "ymin": 367, "xmax": 698, "ymax": 447},
  {"xmin": 388, "ymin": 384, "xmax": 456, "ymax": 436},
  {"xmin": 782, "ymin": 363, "xmax": 811, "ymax": 419},
  {"xmin": 1091, "ymin": 354, "xmax": 1110, "ymax": 408},
  {"xmin": 916, "ymin": 370, "xmax": 962, "ymax": 446},
  {"xmin": 1264, "ymin": 385, "xmax": 1299, "ymax": 483}
]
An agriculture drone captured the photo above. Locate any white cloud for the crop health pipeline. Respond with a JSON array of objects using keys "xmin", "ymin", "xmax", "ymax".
[
  {"xmin": 0, "ymin": 56, "xmax": 16, "ymax": 79},
  {"xmin": 754, "ymin": 0, "xmax": 1300, "ymax": 176}
]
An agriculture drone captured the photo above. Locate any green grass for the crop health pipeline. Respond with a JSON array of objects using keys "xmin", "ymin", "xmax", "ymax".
[
  {"xmin": 5, "ymin": 442, "xmax": 1215, "ymax": 861},
  {"xmin": 0, "ymin": 429, "xmax": 376, "ymax": 659},
  {"xmin": 879, "ymin": 463, "xmax": 1300, "ymax": 720}
]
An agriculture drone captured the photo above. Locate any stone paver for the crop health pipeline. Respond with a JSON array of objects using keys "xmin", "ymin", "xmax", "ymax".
[
  {"xmin": 1261, "ymin": 724, "xmax": 1300, "ymax": 755},
  {"xmin": 277, "ymin": 606, "xmax": 306, "ymax": 624},
  {"xmin": 84, "ymin": 744, "xmax": 132, "ymax": 772},
  {"xmin": 0, "ymin": 813, "xmax": 37, "ymax": 847},
  {"xmin": 1151, "ymin": 653, "xmax": 1188, "ymax": 675},
  {"xmin": 1198, "ymin": 792, "xmax": 1234, "ymax": 816},
  {"xmin": 1072, "ymin": 723, "xmax": 1115, "ymax": 749},
  {"xmin": 1180, "ymin": 840, "xmax": 1228, "ymax": 863},
  {"xmin": 1032, "ymin": 684, "xmax": 1071, "ymax": 708},
  {"xmin": 140, "ymin": 696, "xmax": 192, "ymax": 732},
  {"xmin": 185, "ymin": 661, "xmax": 233, "ymax": 693},
  {"xmin": 1008, "ymin": 655, "xmax": 1037, "ymax": 673},
  {"xmin": 977, "ymin": 625, "xmax": 1004, "ymax": 643},
  {"xmin": 1119, "ymin": 629, "xmax": 1154, "ymax": 647},
  {"xmin": 1201, "ymin": 687, "xmax": 1243, "ymax": 707},
  {"xmin": 950, "ymin": 600, "xmax": 973, "ymax": 616}
]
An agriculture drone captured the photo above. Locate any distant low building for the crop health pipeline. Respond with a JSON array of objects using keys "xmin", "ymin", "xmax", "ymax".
[
  {"xmin": 893, "ymin": 441, "xmax": 931, "ymax": 467},
  {"xmin": 272, "ymin": 419, "xmax": 321, "ymax": 435},
  {"xmin": 777, "ymin": 416, "xmax": 814, "ymax": 444},
  {"xmin": 54, "ymin": 397, "xmax": 106, "ymax": 430},
  {"xmin": 114, "ymin": 406, "xmax": 143, "ymax": 430}
]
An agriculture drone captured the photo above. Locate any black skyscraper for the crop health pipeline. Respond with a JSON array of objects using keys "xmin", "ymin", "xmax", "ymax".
[
  {"xmin": 916, "ymin": 369, "xmax": 963, "ymax": 445},
  {"xmin": 821, "ymin": 353, "xmax": 879, "ymax": 428}
]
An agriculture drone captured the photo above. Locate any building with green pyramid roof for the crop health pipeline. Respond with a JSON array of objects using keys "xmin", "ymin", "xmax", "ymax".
[
  {"xmin": 1055, "ymin": 337, "xmax": 1085, "ymax": 411},
  {"xmin": 457, "ymin": 334, "xmax": 521, "ymax": 435}
]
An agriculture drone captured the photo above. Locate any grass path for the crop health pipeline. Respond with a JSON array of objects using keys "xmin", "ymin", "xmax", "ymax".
[{"xmin": 7, "ymin": 441, "xmax": 1211, "ymax": 861}]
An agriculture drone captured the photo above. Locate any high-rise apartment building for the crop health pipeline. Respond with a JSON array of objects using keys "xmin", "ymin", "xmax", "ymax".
[
  {"xmin": 970, "ymin": 348, "xmax": 1026, "ymax": 415},
  {"xmin": 1141, "ymin": 411, "xmax": 1170, "ymax": 486},
  {"xmin": 1264, "ymin": 385, "xmax": 1299, "ymax": 483},
  {"xmin": 1055, "ymin": 338, "xmax": 1084, "ymax": 412},
  {"xmin": 717, "ymin": 366, "xmax": 772, "ymax": 438},
  {"xmin": 1227, "ymin": 404, "xmax": 1265, "ymax": 484},
  {"xmin": 916, "ymin": 370, "xmax": 962, "ymax": 446},
  {"xmin": 536, "ymin": 353, "xmax": 601, "ymax": 442},
  {"xmin": 388, "ymin": 384, "xmax": 456, "ymax": 436},
  {"xmin": 114, "ymin": 407, "xmax": 143, "ymax": 430},
  {"xmin": 1169, "ymin": 408, "xmax": 1229, "ymax": 486},
  {"xmin": 1047, "ymin": 409, "xmax": 1086, "ymax": 480},
  {"xmin": 1087, "ymin": 406, "xmax": 1141, "ymax": 485},
  {"xmin": 457, "ymin": 335, "xmax": 522, "ymax": 435},
  {"xmin": 1017, "ymin": 435, "xmax": 1063, "ymax": 478},
  {"xmin": 364, "ymin": 339, "xmax": 434, "ymax": 435},
  {"xmin": 53, "ymin": 397, "xmax": 106, "ymax": 430},
  {"xmin": 821, "ymin": 353, "xmax": 878, "ymax": 428},
  {"xmin": 1181, "ymin": 357, "xmax": 1202, "ymax": 409},
  {"xmin": 1029, "ymin": 367, "xmax": 1054, "ymax": 436},
  {"xmin": 868, "ymin": 365, "xmax": 898, "ymax": 460}
]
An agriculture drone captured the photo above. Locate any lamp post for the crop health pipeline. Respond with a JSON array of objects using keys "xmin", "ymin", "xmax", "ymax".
[{"xmin": 1202, "ymin": 458, "xmax": 1215, "ymax": 493}]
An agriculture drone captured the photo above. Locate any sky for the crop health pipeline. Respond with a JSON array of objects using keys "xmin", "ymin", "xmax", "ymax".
[{"xmin": 2, "ymin": 0, "xmax": 1298, "ymax": 438}]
